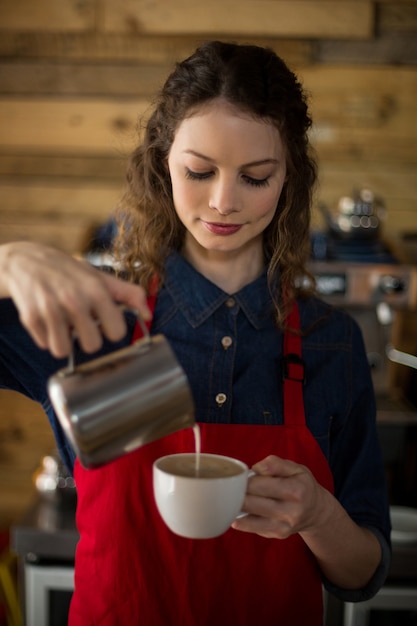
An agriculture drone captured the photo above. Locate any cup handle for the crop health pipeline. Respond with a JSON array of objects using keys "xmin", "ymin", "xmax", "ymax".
[{"xmin": 235, "ymin": 470, "xmax": 256, "ymax": 519}]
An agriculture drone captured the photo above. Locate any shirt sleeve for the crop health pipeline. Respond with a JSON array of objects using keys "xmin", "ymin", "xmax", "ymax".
[
  {"xmin": 0, "ymin": 297, "xmax": 75, "ymax": 465},
  {"xmin": 323, "ymin": 315, "xmax": 392, "ymax": 601},
  {"xmin": 0, "ymin": 297, "xmax": 137, "ymax": 473},
  {"xmin": 323, "ymin": 526, "xmax": 391, "ymax": 602},
  {"xmin": 0, "ymin": 297, "xmax": 65, "ymax": 400}
]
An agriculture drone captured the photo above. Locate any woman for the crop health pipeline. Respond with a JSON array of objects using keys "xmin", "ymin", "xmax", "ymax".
[{"xmin": 0, "ymin": 41, "xmax": 390, "ymax": 625}]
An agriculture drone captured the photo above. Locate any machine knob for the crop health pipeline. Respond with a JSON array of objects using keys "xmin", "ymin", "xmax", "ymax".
[{"xmin": 379, "ymin": 275, "xmax": 406, "ymax": 294}]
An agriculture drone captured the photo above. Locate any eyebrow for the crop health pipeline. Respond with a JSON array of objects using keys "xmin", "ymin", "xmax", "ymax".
[{"xmin": 183, "ymin": 150, "xmax": 279, "ymax": 168}]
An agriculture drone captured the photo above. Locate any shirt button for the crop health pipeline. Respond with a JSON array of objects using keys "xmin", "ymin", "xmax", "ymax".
[
  {"xmin": 215, "ymin": 393, "xmax": 227, "ymax": 407},
  {"xmin": 225, "ymin": 298, "xmax": 235, "ymax": 308},
  {"xmin": 221, "ymin": 336, "xmax": 232, "ymax": 350}
]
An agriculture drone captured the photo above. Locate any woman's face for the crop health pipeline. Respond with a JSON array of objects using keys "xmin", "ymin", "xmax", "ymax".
[{"xmin": 167, "ymin": 100, "xmax": 287, "ymax": 267}]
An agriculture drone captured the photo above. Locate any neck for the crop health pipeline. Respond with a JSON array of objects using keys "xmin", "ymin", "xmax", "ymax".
[{"xmin": 182, "ymin": 239, "xmax": 265, "ymax": 294}]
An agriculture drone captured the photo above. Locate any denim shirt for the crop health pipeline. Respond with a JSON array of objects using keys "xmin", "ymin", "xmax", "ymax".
[{"xmin": 0, "ymin": 252, "xmax": 390, "ymax": 601}]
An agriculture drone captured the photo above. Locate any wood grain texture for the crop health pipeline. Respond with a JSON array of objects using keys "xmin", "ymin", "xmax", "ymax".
[
  {"xmin": 0, "ymin": 0, "xmax": 96, "ymax": 32},
  {"xmin": 0, "ymin": 62, "xmax": 171, "ymax": 96},
  {"xmin": 0, "ymin": 97, "xmax": 146, "ymax": 154},
  {"xmin": 0, "ymin": 33, "xmax": 312, "ymax": 64},
  {"xmin": 102, "ymin": 0, "xmax": 374, "ymax": 38}
]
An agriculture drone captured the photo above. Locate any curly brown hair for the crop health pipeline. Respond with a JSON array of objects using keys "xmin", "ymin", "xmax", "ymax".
[{"xmin": 114, "ymin": 40, "xmax": 317, "ymax": 326}]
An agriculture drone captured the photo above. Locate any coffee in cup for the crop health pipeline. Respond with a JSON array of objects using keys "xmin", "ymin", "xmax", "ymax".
[{"xmin": 153, "ymin": 452, "xmax": 250, "ymax": 539}]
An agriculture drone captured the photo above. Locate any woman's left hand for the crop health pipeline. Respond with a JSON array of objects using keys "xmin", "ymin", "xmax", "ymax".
[
  {"xmin": 232, "ymin": 454, "xmax": 330, "ymax": 539},
  {"xmin": 232, "ymin": 454, "xmax": 383, "ymax": 590}
]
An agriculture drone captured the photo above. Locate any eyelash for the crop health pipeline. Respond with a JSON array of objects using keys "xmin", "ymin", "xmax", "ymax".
[{"xmin": 185, "ymin": 168, "xmax": 270, "ymax": 188}]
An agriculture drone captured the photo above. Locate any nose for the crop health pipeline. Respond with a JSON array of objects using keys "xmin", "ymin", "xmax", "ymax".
[{"xmin": 209, "ymin": 176, "xmax": 240, "ymax": 216}]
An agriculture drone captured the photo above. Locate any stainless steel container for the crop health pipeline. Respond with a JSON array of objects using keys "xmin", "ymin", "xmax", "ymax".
[{"xmin": 47, "ymin": 315, "xmax": 194, "ymax": 469}]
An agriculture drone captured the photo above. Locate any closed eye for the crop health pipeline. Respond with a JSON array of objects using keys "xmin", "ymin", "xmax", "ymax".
[
  {"xmin": 185, "ymin": 168, "xmax": 270, "ymax": 188},
  {"xmin": 242, "ymin": 175, "xmax": 270, "ymax": 188},
  {"xmin": 185, "ymin": 168, "xmax": 213, "ymax": 181}
]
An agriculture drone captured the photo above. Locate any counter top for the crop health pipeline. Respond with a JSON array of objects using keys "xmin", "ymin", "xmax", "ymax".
[
  {"xmin": 11, "ymin": 495, "xmax": 78, "ymax": 563},
  {"xmin": 11, "ymin": 495, "xmax": 417, "ymax": 582}
]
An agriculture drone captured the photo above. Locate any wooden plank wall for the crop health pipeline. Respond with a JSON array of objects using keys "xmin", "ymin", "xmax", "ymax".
[
  {"xmin": 0, "ymin": 392, "xmax": 55, "ymax": 526},
  {"xmin": 0, "ymin": 0, "xmax": 416, "ymax": 255},
  {"xmin": 0, "ymin": 0, "xmax": 416, "ymax": 525}
]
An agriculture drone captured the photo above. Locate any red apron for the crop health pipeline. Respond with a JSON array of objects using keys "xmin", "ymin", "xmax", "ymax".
[{"xmin": 69, "ymin": 301, "xmax": 334, "ymax": 626}]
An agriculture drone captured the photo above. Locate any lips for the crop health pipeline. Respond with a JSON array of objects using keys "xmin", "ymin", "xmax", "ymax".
[{"xmin": 202, "ymin": 221, "xmax": 243, "ymax": 236}]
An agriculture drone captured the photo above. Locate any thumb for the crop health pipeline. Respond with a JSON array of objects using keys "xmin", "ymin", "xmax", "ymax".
[{"xmin": 252, "ymin": 455, "xmax": 305, "ymax": 478}]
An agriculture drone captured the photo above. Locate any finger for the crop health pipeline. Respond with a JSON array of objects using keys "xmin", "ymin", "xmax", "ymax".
[
  {"xmin": 51, "ymin": 270, "xmax": 127, "ymax": 351},
  {"xmin": 24, "ymin": 296, "xmax": 73, "ymax": 358},
  {"xmin": 45, "ymin": 314, "xmax": 74, "ymax": 358},
  {"xmin": 247, "ymin": 471, "xmax": 313, "ymax": 514},
  {"xmin": 101, "ymin": 273, "xmax": 152, "ymax": 321},
  {"xmin": 68, "ymin": 308, "xmax": 108, "ymax": 354},
  {"xmin": 246, "ymin": 474, "xmax": 285, "ymax": 499},
  {"xmin": 232, "ymin": 513, "xmax": 293, "ymax": 539},
  {"xmin": 90, "ymin": 300, "xmax": 127, "ymax": 344},
  {"xmin": 13, "ymin": 289, "xmax": 68, "ymax": 356},
  {"xmin": 233, "ymin": 491, "xmax": 300, "ymax": 539},
  {"xmin": 244, "ymin": 479, "xmax": 301, "ymax": 522},
  {"xmin": 18, "ymin": 305, "xmax": 50, "ymax": 352},
  {"xmin": 252, "ymin": 455, "xmax": 306, "ymax": 478},
  {"xmin": 66, "ymin": 283, "xmax": 127, "ymax": 350},
  {"xmin": 232, "ymin": 492, "xmax": 295, "ymax": 538}
]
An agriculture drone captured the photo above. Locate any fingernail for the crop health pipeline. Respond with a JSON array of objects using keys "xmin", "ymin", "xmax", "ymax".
[{"xmin": 252, "ymin": 460, "xmax": 269, "ymax": 473}]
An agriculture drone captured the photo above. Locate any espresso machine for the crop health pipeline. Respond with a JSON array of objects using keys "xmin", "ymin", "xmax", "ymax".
[{"xmin": 311, "ymin": 187, "xmax": 417, "ymax": 507}]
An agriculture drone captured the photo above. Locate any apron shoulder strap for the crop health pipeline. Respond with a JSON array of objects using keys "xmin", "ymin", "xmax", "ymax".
[
  {"xmin": 131, "ymin": 276, "xmax": 158, "ymax": 342},
  {"xmin": 282, "ymin": 300, "xmax": 306, "ymax": 426}
]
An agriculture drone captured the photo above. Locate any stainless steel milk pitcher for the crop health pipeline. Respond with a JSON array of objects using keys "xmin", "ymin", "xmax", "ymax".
[{"xmin": 47, "ymin": 313, "xmax": 195, "ymax": 469}]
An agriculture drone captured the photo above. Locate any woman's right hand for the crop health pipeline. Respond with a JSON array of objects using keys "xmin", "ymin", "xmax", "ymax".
[{"xmin": 0, "ymin": 241, "xmax": 151, "ymax": 358}]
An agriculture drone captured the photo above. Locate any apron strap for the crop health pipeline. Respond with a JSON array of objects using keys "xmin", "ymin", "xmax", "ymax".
[
  {"xmin": 282, "ymin": 301, "xmax": 306, "ymax": 426},
  {"xmin": 131, "ymin": 276, "xmax": 158, "ymax": 342}
]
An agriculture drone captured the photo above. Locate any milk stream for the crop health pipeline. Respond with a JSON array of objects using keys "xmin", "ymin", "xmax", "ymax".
[{"xmin": 193, "ymin": 423, "xmax": 201, "ymax": 475}]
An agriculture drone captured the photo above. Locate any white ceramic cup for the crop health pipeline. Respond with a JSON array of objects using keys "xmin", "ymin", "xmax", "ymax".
[{"xmin": 153, "ymin": 452, "xmax": 250, "ymax": 539}]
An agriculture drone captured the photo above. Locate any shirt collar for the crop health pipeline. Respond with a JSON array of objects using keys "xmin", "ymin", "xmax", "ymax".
[{"xmin": 163, "ymin": 252, "xmax": 274, "ymax": 329}]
